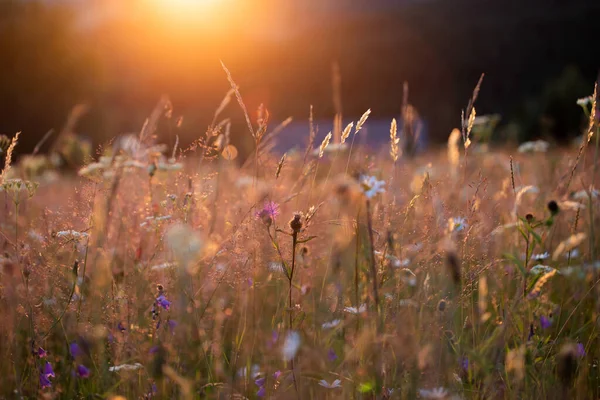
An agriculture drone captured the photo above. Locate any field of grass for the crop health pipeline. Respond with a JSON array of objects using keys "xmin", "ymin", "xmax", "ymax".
[{"xmin": 0, "ymin": 82, "xmax": 598, "ymax": 400}]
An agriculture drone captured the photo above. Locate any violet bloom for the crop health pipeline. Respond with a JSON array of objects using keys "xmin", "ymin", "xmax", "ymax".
[
  {"xmin": 328, "ymin": 348, "xmax": 338, "ymax": 362},
  {"xmin": 256, "ymin": 201, "xmax": 280, "ymax": 227},
  {"xmin": 540, "ymin": 315, "xmax": 552, "ymax": 329},
  {"xmin": 118, "ymin": 322, "xmax": 126, "ymax": 333},
  {"xmin": 273, "ymin": 370, "xmax": 282, "ymax": 380},
  {"xmin": 43, "ymin": 362, "xmax": 55, "ymax": 378},
  {"xmin": 257, "ymin": 386, "xmax": 266, "ymax": 397},
  {"xmin": 37, "ymin": 347, "xmax": 47, "ymax": 358},
  {"xmin": 255, "ymin": 377, "xmax": 266, "ymax": 387},
  {"xmin": 577, "ymin": 343, "xmax": 586, "ymax": 358},
  {"xmin": 167, "ymin": 320, "xmax": 177, "ymax": 334},
  {"xmin": 156, "ymin": 295, "xmax": 171, "ymax": 310},
  {"xmin": 40, "ymin": 372, "xmax": 52, "ymax": 389},
  {"xmin": 460, "ymin": 357, "xmax": 469, "ymax": 372},
  {"xmin": 70, "ymin": 342, "xmax": 82, "ymax": 358},
  {"xmin": 76, "ymin": 364, "xmax": 90, "ymax": 378}
]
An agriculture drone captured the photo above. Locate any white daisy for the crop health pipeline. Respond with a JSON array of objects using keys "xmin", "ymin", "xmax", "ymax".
[{"xmin": 359, "ymin": 175, "xmax": 386, "ymax": 199}]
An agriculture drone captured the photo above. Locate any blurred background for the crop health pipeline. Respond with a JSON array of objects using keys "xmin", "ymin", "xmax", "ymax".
[{"xmin": 1, "ymin": 0, "xmax": 599, "ymax": 158}]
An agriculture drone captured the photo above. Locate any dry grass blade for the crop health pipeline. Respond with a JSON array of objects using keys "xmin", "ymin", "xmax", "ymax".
[
  {"xmin": 389, "ymin": 118, "xmax": 399, "ymax": 162},
  {"xmin": 220, "ymin": 60, "xmax": 255, "ymax": 138},
  {"xmin": 447, "ymin": 128, "xmax": 461, "ymax": 167},
  {"xmin": 586, "ymin": 82, "xmax": 598, "ymax": 143},
  {"xmin": 553, "ymin": 233, "xmax": 586, "ymax": 261},
  {"xmin": 341, "ymin": 121, "xmax": 354, "ymax": 144},
  {"xmin": 139, "ymin": 97, "xmax": 169, "ymax": 145},
  {"xmin": 211, "ymin": 88, "xmax": 234, "ymax": 127},
  {"xmin": 0, "ymin": 131, "xmax": 20, "ymax": 184},
  {"xmin": 319, "ymin": 132, "xmax": 332, "ymax": 158},
  {"xmin": 355, "ymin": 109, "xmax": 371, "ymax": 135},
  {"xmin": 462, "ymin": 73, "xmax": 485, "ymax": 145},
  {"xmin": 276, "ymin": 153, "xmax": 286, "ymax": 179},
  {"xmin": 527, "ymin": 269, "xmax": 557, "ymax": 299}
]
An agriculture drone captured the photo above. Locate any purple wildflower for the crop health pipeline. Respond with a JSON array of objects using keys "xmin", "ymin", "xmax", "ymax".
[
  {"xmin": 577, "ymin": 343, "xmax": 586, "ymax": 358},
  {"xmin": 167, "ymin": 319, "xmax": 177, "ymax": 334},
  {"xmin": 540, "ymin": 315, "xmax": 552, "ymax": 329},
  {"xmin": 118, "ymin": 321, "xmax": 126, "ymax": 332},
  {"xmin": 257, "ymin": 386, "xmax": 266, "ymax": 397},
  {"xmin": 149, "ymin": 346, "xmax": 159, "ymax": 354},
  {"xmin": 40, "ymin": 372, "xmax": 52, "ymax": 389},
  {"xmin": 43, "ymin": 362, "xmax": 55, "ymax": 378},
  {"xmin": 460, "ymin": 357, "xmax": 469, "ymax": 372},
  {"xmin": 76, "ymin": 364, "xmax": 91, "ymax": 378},
  {"xmin": 37, "ymin": 347, "xmax": 47, "ymax": 358},
  {"xmin": 273, "ymin": 370, "xmax": 282, "ymax": 380},
  {"xmin": 70, "ymin": 342, "xmax": 82, "ymax": 358},
  {"xmin": 255, "ymin": 377, "xmax": 266, "ymax": 387},
  {"xmin": 256, "ymin": 201, "xmax": 280, "ymax": 227},
  {"xmin": 156, "ymin": 295, "xmax": 171, "ymax": 310},
  {"xmin": 328, "ymin": 348, "xmax": 338, "ymax": 362}
]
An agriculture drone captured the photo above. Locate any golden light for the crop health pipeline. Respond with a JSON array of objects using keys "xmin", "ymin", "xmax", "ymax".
[{"xmin": 150, "ymin": 0, "xmax": 229, "ymax": 20}]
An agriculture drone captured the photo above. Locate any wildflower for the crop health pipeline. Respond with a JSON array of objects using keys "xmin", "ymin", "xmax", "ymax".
[
  {"xmin": 319, "ymin": 379, "xmax": 342, "ymax": 388},
  {"xmin": 273, "ymin": 370, "xmax": 282, "ymax": 380},
  {"xmin": 117, "ymin": 322, "xmax": 126, "ymax": 333},
  {"xmin": 577, "ymin": 343, "xmax": 586, "ymax": 358},
  {"xmin": 156, "ymin": 295, "xmax": 171, "ymax": 310},
  {"xmin": 37, "ymin": 347, "xmax": 47, "ymax": 358},
  {"xmin": 529, "ymin": 265, "xmax": 557, "ymax": 276},
  {"xmin": 164, "ymin": 223, "xmax": 204, "ymax": 268},
  {"xmin": 577, "ymin": 96, "xmax": 593, "ymax": 106},
  {"xmin": 540, "ymin": 315, "xmax": 552, "ymax": 329},
  {"xmin": 43, "ymin": 362, "xmax": 55, "ymax": 378},
  {"xmin": 572, "ymin": 188, "xmax": 599, "ymax": 200},
  {"xmin": 448, "ymin": 217, "xmax": 467, "ymax": 233},
  {"xmin": 533, "ymin": 252, "xmax": 550, "ymax": 261},
  {"xmin": 321, "ymin": 319, "xmax": 341, "ymax": 330},
  {"xmin": 343, "ymin": 304, "xmax": 367, "ymax": 314},
  {"xmin": 460, "ymin": 357, "xmax": 469, "ymax": 372},
  {"xmin": 150, "ymin": 262, "xmax": 176, "ymax": 271},
  {"xmin": 70, "ymin": 342, "xmax": 82, "ymax": 358},
  {"xmin": 289, "ymin": 212, "xmax": 303, "ymax": 233},
  {"xmin": 167, "ymin": 320, "xmax": 177, "ymax": 334},
  {"xmin": 76, "ymin": 364, "xmax": 91, "ymax": 378},
  {"xmin": 267, "ymin": 262, "xmax": 286, "ymax": 274},
  {"xmin": 328, "ymin": 348, "xmax": 337, "ymax": 362},
  {"xmin": 56, "ymin": 230, "xmax": 89, "ymax": 239},
  {"xmin": 256, "ymin": 386, "xmax": 266, "ymax": 397},
  {"xmin": 418, "ymin": 387, "xmax": 449, "ymax": 399},
  {"xmin": 437, "ymin": 299, "xmax": 447, "ymax": 312},
  {"xmin": 282, "ymin": 331, "xmax": 301, "ymax": 361},
  {"xmin": 517, "ymin": 140, "xmax": 549, "ymax": 153},
  {"xmin": 109, "ymin": 363, "xmax": 144, "ymax": 372},
  {"xmin": 256, "ymin": 201, "xmax": 279, "ymax": 227},
  {"xmin": 359, "ymin": 175, "xmax": 385, "ymax": 199},
  {"xmin": 40, "ymin": 372, "xmax": 52, "ymax": 389},
  {"xmin": 255, "ymin": 377, "xmax": 266, "ymax": 387}
]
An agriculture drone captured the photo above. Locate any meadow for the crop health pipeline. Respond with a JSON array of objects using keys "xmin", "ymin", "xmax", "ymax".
[{"xmin": 0, "ymin": 76, "xmax": 599, "ymax": 400}]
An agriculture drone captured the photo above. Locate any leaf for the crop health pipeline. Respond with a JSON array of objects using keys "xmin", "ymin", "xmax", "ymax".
[
  {"xmin": 503, "ymin": 253, "xmax": 527, "ymax": 277},
  {"xmin": 358, "ymin": 382, "xmax": 375, "ymax": 393},
  {"xmin": 297, "ymin": 235, "xmax": 318, "ymax": 244}
]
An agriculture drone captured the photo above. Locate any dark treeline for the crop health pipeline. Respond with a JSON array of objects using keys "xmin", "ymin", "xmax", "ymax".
[{"xmin": 1, "ymin": 0, "xmax": 599, "ymax": 157}]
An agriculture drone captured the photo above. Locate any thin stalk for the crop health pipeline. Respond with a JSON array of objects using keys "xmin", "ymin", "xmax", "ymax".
[{"xmin": 365, "ymin": 200, "xmax": 380, "ymax": 323}]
